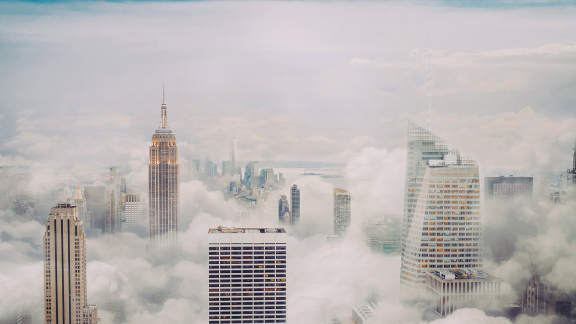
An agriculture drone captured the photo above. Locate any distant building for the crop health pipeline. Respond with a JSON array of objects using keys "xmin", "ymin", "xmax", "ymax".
[
  {"xmin": 106, "ymin": 167, "xmax": 124, "ymax": 233},
  {"xmin": 352, "ymin": 302, "xmax": 377, "ymax": 324},
  {"xmin": 243, "ymin": 162, "xmax": 258, "ymax": 189},
  {"xmin": 205, "ymin": 160, "xmax": 218, "ymax": 177},
  {"xmin": 69, "ymin": 186, "xmax": 89, "ymax": 232},
  {"xmin": 222, "ymin": 160, "xmax": 233, "ymax": 177},
  {"xmin": 149, "ymin": 93, "xmax": 179, "ymax": 241},
  {"xmin": 485, "ymin": 176, "xmax": 533, "ymax": 200},
  {"xmin": 43, "ymin": 203, "xmax": 99, "ymax": 324},
  {"xmin": 364, "ymin": 217, "xmax": 401, "ymax": 254},
  {"xmin": 260, "ymin": 168, "xmax": 275, "ymax": 188},
  {"xmin": 333, "ymin": 188, "xmax": 351, "ymax": 236},
  {"xmin": 208, "ymin": 227, "xmax": 287, "ymax": 323},
  {"xmin": 278, "ymin": 195, "xmax": 290, "ymax": 224},
  {"xmin": 426, "ymin": 270, "xmax": 501, "ymax": 317},
  {"xmin": 230, "ymin": 138, "xmax": 238, "ymax": 176},
  {"xmin": 400, "ymin": 123, "xmax": 481, "ymax": 286},
  {"xmin": 122, "ymin": 193, "xmax": 145, "ymax": 233},
  {"xmin": 290, "ymin": 185, "xmax": 300, "ymax": 225},
  {"xmin": 521, "ymin": 274, "xmax": 573, "ymax": 319},
  {"xmin": 84, "ymin": 186, "xmax": 106, "ymax": 234},
  {"xmin": 82, "ymin": 305, "xmax": 100, "ymax": 324},
  {"xmin": 567, "ymin": 140, "xmax": 576, "ymax": 185}
]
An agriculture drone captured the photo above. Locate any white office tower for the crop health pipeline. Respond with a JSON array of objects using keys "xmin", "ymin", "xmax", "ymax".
[
  {"xmin": 400, "ymin": 123, "xmax": 481, "ymax": 286},
  {"xmin": 333, "ymin": 188, "xmax": 351, "ymax": 236},
  {"xmin": 122, "ymin": 193, "xmax": 145, "ymax": 233},
  {"xmin": 208, "ymin": 227, "xmax": 287, "ymax": 323}
]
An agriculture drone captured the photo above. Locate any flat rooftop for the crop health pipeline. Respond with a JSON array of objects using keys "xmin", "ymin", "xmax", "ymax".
[
  {"xmin": 208, "ymin": 226, "xmax": 286, "ymax": 234},
  {"xmin": 428, "ymin": 270, "xmax": 498, "ymax": 281}
]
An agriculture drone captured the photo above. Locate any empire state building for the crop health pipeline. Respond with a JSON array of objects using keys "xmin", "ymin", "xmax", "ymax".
[{"xmin": 149, "ymin": 94, "xmax": 179, "ymax": 241}]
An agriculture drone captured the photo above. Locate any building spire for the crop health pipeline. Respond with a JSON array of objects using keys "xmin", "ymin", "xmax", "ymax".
[{"xmin": 161, "ymin": 85, "xmax": 167, "ymax": 129}]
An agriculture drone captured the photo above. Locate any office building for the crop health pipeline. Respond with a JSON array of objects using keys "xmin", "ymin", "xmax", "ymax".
[
  {"xmin": 290, "ymin": 185, "xmax": 300, "ymax": 225},
  {"xmin": 426, "ymin": 270, "xmax": 501, "ymax": 316},
  {"xmin": 69, "ymin": 186, "xmax": 89, "ymax": 232},
  {"xmin": 106, "ymin": 167, "xmax": 124, "ymax": 233},
  {"xmin": 278, "ymin": 195, "xmax": 290, "ymax": 224},
  {"xmin": 43, "ymin": 203, "xmax": 99, "ymax": 324},
  {"xmin": 333, "ymin": 188, "xmax": 351, "ymax": 236},
  {"xmin": 84, "ymin": 186, "xmax": 106, "ymax": 234},
  {"xmin": 260, "ymin": 169, "xmax": 275, "ymax": 188},
  {"xmin": 208, "ymin": 227, "xmax": 287, "ymax": 323},
  {"xmin": 149, "ymin": 93, "xmax": 179, "ymax": 241},
  {"xmin": 485, "ymin": 176, "xmax": 533, "ymax": 199},
  {"xmin": 230, "ymin": 138, "xmax": 238, "ymax": 176},
  {"xmin": 352, "ymin": 302, "xmax": 377, "ymax": 324},
  {"xmin": 400, "ymin": 123, "xmax": 481, "ymax": 286},
  {"xmin": 364, "ymin": 217, "xmax": 401, "ymax": 254},
  {"xmin": 122, "ymin": 194, "xmax": 145, "ymax": 233}
]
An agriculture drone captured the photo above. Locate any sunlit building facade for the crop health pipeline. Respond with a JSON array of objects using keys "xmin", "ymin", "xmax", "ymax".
[
  {"xmin": 208, "ymin": 227, "xmax": 287, "ymax": 323},
  {"xmin": 43, "ymin": 203, "xmax": 99, "ymax": 324},
  {"xmin": 149, "ymin": 96, "xmax": 179, "ymax": 241}
]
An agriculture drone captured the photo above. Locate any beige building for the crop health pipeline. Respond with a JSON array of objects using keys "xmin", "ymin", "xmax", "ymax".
[
  {"xmin": 43, "ymin": 203, "xmax": 99, "ymax": 324},
  {"xmin": 149, "ymin": 94, "xmax": 179, "ymax": 241}
]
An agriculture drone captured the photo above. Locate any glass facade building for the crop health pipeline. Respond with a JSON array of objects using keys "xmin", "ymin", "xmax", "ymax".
[{"xmin": 400, "ymin": 123, "xmax": 481, "ymax": 286}]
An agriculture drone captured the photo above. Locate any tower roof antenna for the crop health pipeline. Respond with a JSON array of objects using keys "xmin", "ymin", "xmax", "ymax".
[{"xmin": 161, "ymin": 84, "xmax": 167, "ymax": 129}]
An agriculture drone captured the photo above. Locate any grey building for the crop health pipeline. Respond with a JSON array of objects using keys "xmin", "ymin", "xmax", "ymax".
[
  {"xmin": 290, "ymin": 185, "xmax": 300, "ymax": 225},
  {"xmin": 84, "ymin": 186, "xmax": 106, "ymax": 235},
  {"xmin": 333, "ymin": 188, "xmax": 351, "ymax": 236},
  {"xmin": 278, "ymin": 195, "xmax": 290, "ymax": 224},
  {"xmin": 485, "ymin": 176, "xmax": 533, "ymax": 199}
]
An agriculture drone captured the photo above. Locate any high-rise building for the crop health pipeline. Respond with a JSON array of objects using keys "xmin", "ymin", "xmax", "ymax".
[
  {"xmin": 43, "ymin": 203, "xmax": 99, "ymax": 324},
  {"xmin": 84, "ymin": 186, "xmax": 106, "ymax": 234},
  {"xmin": 105, "ymin": 167, "xmax": 123, "ymax": 233},
  {"xmin": 485, "ymin": 176, "xmax": 533, "ymax": 199},
  {"xmin": 243, "ymin": 162, "xmax": 257, "ymax": 189},
  {"xmin": 230, "ymin": 138, "xmax": 238, "ymax": 176},
  {"xmin": 149, "ymin": 93, "xmax": 179, "ymax": 241},
  {"xmin": 260, "ymin": 169, "xmax": 275, "ymax": 188},
  {"xmin": 290, "ymin": 185, "xmax": 300, "ymax": 225},
  {"xmin": 333, "ymin": 188, "xmax": 351, "ymax": 236},
  {"xmin": 208, "ymin": 227, "xmax": 287, "ymax": 323},
  {"xmin": 278, "ymin": 195, "xmax": 290, "ymax": 224},
  {"xmin": 122, "ymin": 194, "xmax": 145, "ymax": 233},
  {"xmin": 364, "ymin": 216, "xmax": 401, "ymax": 254},
  {"xmin": 69, "ymin": 186, "xmax": 89, "ymax": 232},
  {"xmin": 400, "ymin": 123, "xmax": 481, "ymax": 286},
  {"xmin": 567, "ymin": 140, "xmax": 576, "ymax": 185}
]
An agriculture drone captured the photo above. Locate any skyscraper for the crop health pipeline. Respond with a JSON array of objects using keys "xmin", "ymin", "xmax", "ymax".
[
  {"xmin": 567, "ymin": 140, "xmax": 576, "ymax": 185},
  {"xmin": 400, "ymin": 123, "xmax": 481, "ymax": 286},
  {"xmin": 333, "ymin": 188, "xmax": 351, "ymax": 236},
  {"xmin": 84, "ymin": 186, "xmax": 106, "ymax": 235},
  {"xmin": 69, "ymin": 186, "xmax": 88, "ymax": 232},
  {"xmin": 290, "ymin": 184, "xmax": 300, "ymax": 225},
  {"xmin": 43, "ymin": 203, "xmax": 99, "ymax": 324},
  {"xmin": 105, "ymin": 167, "xmax": 123, "ymax": 234},
  {"xmin": 149, "ymin": 93, "xmax": 179, "ymax": 241},
  {"xmin": 230, "ymin": 138, "xmax": 238, "ymax": 176},
  {"xmin": 122, "ymin": 193, "xmax": 145, "ymax": 233},
  {"xmin": 485, "ymin": 176, "xmax": 533, "ymax": 199},
  {"xmin": 278, "ymin": 195, "xmax": 290, "ymax": 224},
  {"xmin": 208, "ymin": 227, "xmax": 287, "ymax": 323}
]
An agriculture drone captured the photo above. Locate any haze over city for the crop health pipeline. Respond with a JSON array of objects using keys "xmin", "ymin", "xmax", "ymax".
[{"xmin": 1, "ymin": 1, "xmax": 576, "ymax": 324}]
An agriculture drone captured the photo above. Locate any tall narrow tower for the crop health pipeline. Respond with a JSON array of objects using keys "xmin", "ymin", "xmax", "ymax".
[
  {"xmin": 333, "ymin": 188, "xmax": 351, "ymax": 236},
  {"xmin": 290, "ymin": 184, "xmax": 300, "ymax": 225},
  {"xmin": 43, "ymin": 203, "xmax": 87, "ymax": 324},
  {"xmin": 149, "ymin": 92, "xmax": 179, "ymax": 241}
]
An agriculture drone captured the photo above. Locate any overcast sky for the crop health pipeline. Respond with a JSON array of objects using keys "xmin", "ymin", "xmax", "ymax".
[{"xmin": 1, "ymin": 1, "xmax": 576, "ymax": 323}]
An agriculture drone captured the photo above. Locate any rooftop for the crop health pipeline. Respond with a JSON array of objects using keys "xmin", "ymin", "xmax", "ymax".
[
  {"xmin": 208, "ymin": 226, "xmax": 286, "ymax": 234},
  {"xmin": 428, "ymin": 269, "xmax": 498, "ymax": 281}
]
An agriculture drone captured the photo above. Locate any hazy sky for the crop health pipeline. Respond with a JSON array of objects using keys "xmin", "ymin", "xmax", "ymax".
[
  {"xmin": 1, "ymin": 0, "xmax": 575, "ymax": 172},
  {"xmin": 1, "ymin": 1, "xmax": 576, "ymax": 324}
]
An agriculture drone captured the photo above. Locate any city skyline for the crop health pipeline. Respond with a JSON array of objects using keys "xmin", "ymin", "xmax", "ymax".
[{"xmin": 2, "ymin": 1, "xmax": 576, "ymax": 324}]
